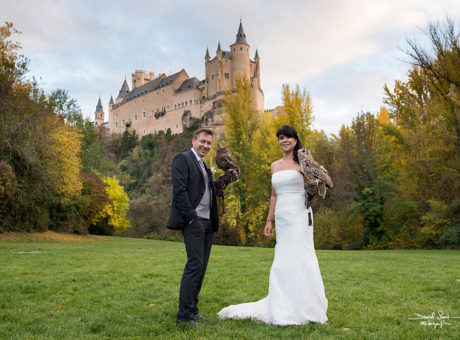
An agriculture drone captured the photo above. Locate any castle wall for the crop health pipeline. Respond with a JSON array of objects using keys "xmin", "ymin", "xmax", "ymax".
[{"xmin": 109, "ymin": 71, "xmax": 205, "ymax": 136}]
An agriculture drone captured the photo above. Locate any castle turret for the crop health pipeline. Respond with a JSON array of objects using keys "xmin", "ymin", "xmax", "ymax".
[
  {"xmin": 230, "ymin": 20, "xmax": 250, "ymax": 88},
  {"xmin": 108, "ymin": 95, "xmax": 114, "ymax": 113},
  {"xmin": 254, "ymin": 49, "xmax": 261, "ymax": 88},
  {"xmin": 205, "ymin": 47, "xmax": 210, "ymax": 61},
  {"xmin": 132, "ymin": 70, "xmax": 155, "ymax": 89},
  {"xmin": 116, "ymin": 79, "xmax": 130, "ymax": 104},
  {"xmin": 95, "ymin": 97, "xmax": 104, "ymax": 126},
  {"xmin": 216, "ymin": 41, "xmax": 222, "ymax": 58}
]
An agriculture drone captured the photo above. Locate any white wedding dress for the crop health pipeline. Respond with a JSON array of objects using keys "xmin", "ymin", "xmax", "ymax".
[{"xmin": 217, "ymin": 170, "xmax": 328, "ymax": 325}]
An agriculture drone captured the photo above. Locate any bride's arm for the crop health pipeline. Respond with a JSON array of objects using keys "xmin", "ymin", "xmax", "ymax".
[
  {"xmin": 264, "ymin": 163, "xmax": 277, "ymax": 237},
  {"xmin": 264, "ymin": 186, "xmax": 277, "ymax": 237}
]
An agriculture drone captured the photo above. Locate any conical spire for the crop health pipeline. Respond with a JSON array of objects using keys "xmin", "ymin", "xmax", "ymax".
[
  {"xmin": 95, "ymin": 97, "xmax": 103, "ymax": 112},
  {"xmin": 217, "ymin": 41, "xmax": 222, "ymax": 52},
  {"xmin": 234, "ymin": 20, "xmax": 248, "ymax": 44},
  {"xmin": 205, "ymin": 47, "xmax": 210, "ymax": 59},
  {"xmin": 255, "ymin": 49, "xmax": 259, "ymax": 59},
  {"xmin": 109, "ymin": 95, "xmax": 114, "ymax": 105},
  {"xmin": 117, "ymin": 79, "xmax": 130, "ymax": 99}
]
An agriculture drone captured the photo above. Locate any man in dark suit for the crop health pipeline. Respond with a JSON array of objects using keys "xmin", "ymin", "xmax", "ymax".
[{"xmin": 167, "ymin": 128, "xmax": 219, "ymax": 324}]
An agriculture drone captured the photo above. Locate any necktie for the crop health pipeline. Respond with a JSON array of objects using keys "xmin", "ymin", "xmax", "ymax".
[{"xmin": 199, "ymin": 159, "xmax": 208, "ymax": 181}]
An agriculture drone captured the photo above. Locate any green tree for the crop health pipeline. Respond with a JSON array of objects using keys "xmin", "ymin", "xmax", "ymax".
[{"xmin": 48, "ymin": 89, "xmax": 84, "ymax": 125}]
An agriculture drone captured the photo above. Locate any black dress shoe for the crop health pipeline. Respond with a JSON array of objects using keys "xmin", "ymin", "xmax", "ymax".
[
  {"xmin": 176, "ymin": 318, "xmax": 198, "ymax": 325},
  {"xmin": 194, "ymin": 313, "xmax": 210, "ymax": 321}
]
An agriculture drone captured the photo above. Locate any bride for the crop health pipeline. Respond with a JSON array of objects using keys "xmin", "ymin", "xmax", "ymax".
[{"xmin": 217, "ymin": 125, "xmax": 328, "ymax": 326}]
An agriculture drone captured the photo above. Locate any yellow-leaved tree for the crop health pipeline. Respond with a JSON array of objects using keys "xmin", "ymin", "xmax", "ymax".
[
  {"xmin": 220, "ymin": 74, "xmax": 263, "ymax": 243},
  {"xmin": 44, "ymin": 117, "xmax": 83, "ymax": 200},
  {"xmin": 93, "ymin": 176, "xmax": 131, "ymax": 232},
  {"xmin": 272, "ymin": 84, "xmax": 314, "ymax": 143}
]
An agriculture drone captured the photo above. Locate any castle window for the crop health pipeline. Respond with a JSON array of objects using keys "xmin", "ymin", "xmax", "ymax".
[
  {"xmin": 144, "ymin": 130, "xmax": 145, "ymax": 134},
  {"xmin": 174, "ymin": 104, "xmax": 176, "ymax": 109},
  {"xmin": 143, "ymin": 112, "xmax": 146, "ymax": 118},
  {"xmin": 116, "ymin": 122, "xmax": 118, "ymax": 128},
  {"xmin": 233, "ymin": 48, "xmax": 235, "ymax": 52},
  {"xmin": 185, "ymin": 101, "xmax": 188, "ymax": 107},
  {"xmin": 240, "ymin": 47, "xmax": 242, "ymax": 51},
  {"xmin": 225, "ymin": 73, "xmax": 229, "ymax": 79},
  {"xmin": 176, "ymin": 124, "xmax": 178, "ymax": 128},
  {"xmin": 212, "ymin": 75, "xmax": 214, "ymax": 80},
  {"xmin": 135, "ymin": 115, "xmax": 138, "ymax": 121},
  {"xmin": 189, "ymin": 100, "xmax": 192, "ymax": 105},
  {"xmin": 122, "ymin": 120, "xmax": 125, "ymax": 125}
]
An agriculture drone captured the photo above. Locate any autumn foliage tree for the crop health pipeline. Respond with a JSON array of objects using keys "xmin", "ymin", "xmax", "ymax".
[{"xmin": 0, "ymin": 21, "xmax": 130, "ymax": 234}]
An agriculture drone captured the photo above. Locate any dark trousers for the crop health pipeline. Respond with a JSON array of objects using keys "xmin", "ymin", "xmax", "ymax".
[{"xmin": 177, "ymin": 218, "xmax": 214, "ymax": 321}]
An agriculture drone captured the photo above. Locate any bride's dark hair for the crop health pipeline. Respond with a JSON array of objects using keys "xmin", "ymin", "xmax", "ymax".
[{"xmin": 276, "ymin": 125, "xmax": 302, "ymax": 164}]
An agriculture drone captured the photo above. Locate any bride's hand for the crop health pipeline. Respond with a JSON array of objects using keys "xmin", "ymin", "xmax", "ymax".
[{"xmin": 264, "ymin": 221, "xmax": 273, "ymax": 237}]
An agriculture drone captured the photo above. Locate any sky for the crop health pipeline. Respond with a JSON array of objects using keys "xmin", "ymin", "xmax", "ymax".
[{"xmin": 2, "ymin": 0, "xmax": 460, "ymax": 134}]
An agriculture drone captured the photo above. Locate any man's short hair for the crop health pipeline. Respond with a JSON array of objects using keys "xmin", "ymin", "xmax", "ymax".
[{"xmin": 193, "ymin": 128, "xmax": 213, "ymax": 139}]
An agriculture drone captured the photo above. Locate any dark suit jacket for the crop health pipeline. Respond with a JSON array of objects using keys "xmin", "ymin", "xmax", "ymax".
[{"xmin": 167, "ymin": 150, "xmax": 219, "ymax": 231}]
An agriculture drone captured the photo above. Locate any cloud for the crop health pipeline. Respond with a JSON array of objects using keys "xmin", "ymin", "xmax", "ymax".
[{"xmin": 1, "ymin": 0, "xmax": 460, "ymax": 134}]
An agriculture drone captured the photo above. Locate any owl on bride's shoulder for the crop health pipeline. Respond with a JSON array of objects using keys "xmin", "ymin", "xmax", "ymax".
[{"xmin": 297, "ymin": 147, "xmax": 333, "ymax": 198}]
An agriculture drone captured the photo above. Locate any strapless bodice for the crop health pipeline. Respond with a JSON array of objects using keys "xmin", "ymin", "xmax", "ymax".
[{"xmin": 272, "ymin": 170, "xmax": 304, "ymax": 196}]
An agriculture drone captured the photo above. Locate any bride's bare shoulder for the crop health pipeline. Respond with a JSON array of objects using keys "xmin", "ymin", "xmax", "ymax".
[{"xmin": 270, "ymin": 160, "xmax": 283, "ymax": 174}]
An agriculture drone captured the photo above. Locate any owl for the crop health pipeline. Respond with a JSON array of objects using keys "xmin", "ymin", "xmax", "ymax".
[
  {"xmin": 215, "ymin": 144, "xmax": 240, "ymax": 175},
  {"xmin": 214, "ymin": 145, "xmax": 240, "ymax": 213},
  {"xmin": 297, "ymin": 147, "xmax": 333, "ymax": 199},
  {"xmin": 214, "ymin": 168, "xmax": 239, "ymax": 197}
]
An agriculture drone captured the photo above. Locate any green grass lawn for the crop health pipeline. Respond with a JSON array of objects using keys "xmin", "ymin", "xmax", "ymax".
[{"xmin": 0, "ymin": 235, "xmax": 459, "ymax": 339}]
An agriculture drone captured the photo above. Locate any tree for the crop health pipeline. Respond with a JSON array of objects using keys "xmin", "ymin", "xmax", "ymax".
[
  {"xmin": 117, "ymin": 129, "xmax": 139, "ymax": 160},
  {"xmin": 0, "ymin": 22, "xmax": 88, "ymax": 232},
  {"xmin": 274, "ymin": 84, "xmax": 314, "ymax": 143},
  {"xmin": 222, "ymin": 74, "xmax": 261, "ymax": 242},
  {"xmin": 48, "ymin": 89, "xmax": 84, "ymax": 125},
  {"xmin": 43, "ymin": 116, "xmax": 83, "ymax": 200},
  {"xmin": 92, "ymin": 176, "xmax": 131, "ymax": 233},
  {"xmin": 403, "ymin": 18, "xmax": 460, "ymax": 156}
]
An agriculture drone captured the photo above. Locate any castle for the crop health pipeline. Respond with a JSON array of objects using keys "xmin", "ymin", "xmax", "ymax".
[{"xmin": 94, "ymin": 21, "xmax": 264, "ymax": 136}]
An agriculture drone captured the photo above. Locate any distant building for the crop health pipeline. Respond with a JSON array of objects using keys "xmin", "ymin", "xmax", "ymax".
[{"xmin": 94, "ymin": 21, "xmax": 264, "ymax": 136}]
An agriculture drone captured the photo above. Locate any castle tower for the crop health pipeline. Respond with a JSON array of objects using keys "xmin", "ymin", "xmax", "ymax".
[
  {"xmin": 132, "ymin": 70, "xmax": 155, "ymax": 89},
  {"xmin": 216, "ymin": 41, "xmax": 222, "ymax": 57},
  {"xmin": 204, "ymin": 47, "xmax": 211, "ymax": 97},
  {"xmin": 254, "ymin": 49, "xmax": 261, "ymax": 86},
  {"xmin": 216, "ymin": 41, "xmax": 223, "ymax": 92},
  {"xmin": 252, "ymin": 49, "xmax": 263, "ymax": 111},
  {"xmin": 116, "ymin": 79, "xmax": 130, "ymax": 104},
  {"xmin": 94, "ymin": 97, "xmax": 104, "ymax": 126},
  {"xmin": 108, "ymin": 95, "xmax": 114, "ymax": 113},
  {"xmin": 230, "ymin": 20, "xmax": 250, "ymax": 88}
]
